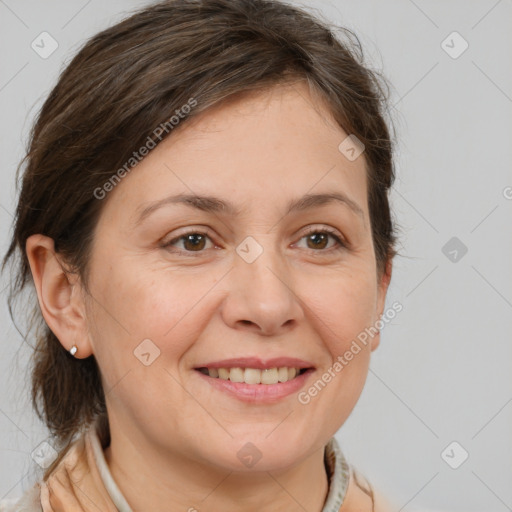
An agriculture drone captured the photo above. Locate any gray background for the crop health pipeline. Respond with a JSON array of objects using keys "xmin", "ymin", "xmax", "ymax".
[{"xmin": 1, "ymin": 1, "xmax": 511, "ymax": 511}]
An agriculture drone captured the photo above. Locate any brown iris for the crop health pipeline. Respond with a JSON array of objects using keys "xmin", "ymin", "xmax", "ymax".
[
  {"xmin": 182, "ymin": 234, "xmax": 207, "ymax": 251},
  {"xmin": 306, "ymin": 232, "xmax": 329, "ymax": 250}
]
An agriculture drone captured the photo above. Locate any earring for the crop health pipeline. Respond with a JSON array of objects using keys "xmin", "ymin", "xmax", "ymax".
[{"xmin": 69, "ymin": 345, "xmax": 78, "ymax": 357}]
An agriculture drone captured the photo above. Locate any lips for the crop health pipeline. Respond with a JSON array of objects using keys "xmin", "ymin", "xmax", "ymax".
[{"xmin": 195, "ymin": 364, "xmax": 314, "ymax": 403}]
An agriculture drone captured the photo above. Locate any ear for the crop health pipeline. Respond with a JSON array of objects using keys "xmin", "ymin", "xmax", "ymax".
[
  {"xmin": 25, "ymin": 234, "xmax": 93, "ymax": 359},
  {"xmin": 370, "ymin": 257, "xmax": 393, "ymax": 352}
]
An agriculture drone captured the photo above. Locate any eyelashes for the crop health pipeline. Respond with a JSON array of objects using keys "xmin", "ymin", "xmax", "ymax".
[{"xmin": 161, "ymin": 226, "xmax": 347, "ymax": 257}]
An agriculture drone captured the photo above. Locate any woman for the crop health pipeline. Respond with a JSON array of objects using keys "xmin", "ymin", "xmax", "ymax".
[{"xmin": 1, "ymin": 0, "xmax": 398, "ymax": 510}]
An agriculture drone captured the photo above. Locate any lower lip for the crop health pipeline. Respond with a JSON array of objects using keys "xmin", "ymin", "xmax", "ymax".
[{"xmin": 195, "ymin": 369, "xmax": 314, "ymax": 403}]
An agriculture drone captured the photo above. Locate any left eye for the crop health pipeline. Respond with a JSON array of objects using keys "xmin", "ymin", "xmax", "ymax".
[{"xmin": 294, "ymin": 229, "xmax": 345, "ymax": 252}]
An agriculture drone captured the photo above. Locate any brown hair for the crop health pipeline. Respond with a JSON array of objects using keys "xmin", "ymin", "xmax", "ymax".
[{"xmin": 2, "ymin": 0, "xmax": 398, "ymax": 493}]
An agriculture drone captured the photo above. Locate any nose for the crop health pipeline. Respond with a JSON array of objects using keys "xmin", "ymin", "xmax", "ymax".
[{"xmin": 220, "ymin": 237, "xmax": 304, "ymax": 337}]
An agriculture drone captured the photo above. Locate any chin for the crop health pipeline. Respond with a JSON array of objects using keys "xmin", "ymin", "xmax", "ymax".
[{"xmin": 200, "ymin": 430, "xmax": 322, "ymax": 473}]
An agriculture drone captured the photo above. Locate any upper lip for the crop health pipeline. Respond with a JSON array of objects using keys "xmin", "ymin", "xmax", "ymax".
[{"xmin": 194, "ymin": 357, "xmax": 314, "ymax": 370}]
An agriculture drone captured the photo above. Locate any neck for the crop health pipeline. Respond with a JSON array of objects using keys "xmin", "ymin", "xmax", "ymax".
[{"xmin": 104, "ymin": 423, "xmax": 330, "ymax": 512}]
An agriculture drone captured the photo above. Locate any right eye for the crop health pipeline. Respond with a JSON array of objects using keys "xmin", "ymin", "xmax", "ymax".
[{"xmin": 161, "ymin": 230, "xmax": 216, "ymax": 255}]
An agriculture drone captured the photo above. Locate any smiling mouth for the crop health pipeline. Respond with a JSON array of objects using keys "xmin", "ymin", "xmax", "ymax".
[{"xmin": 196, "ymin": 367, "xmax": 310, "ymax": 385}]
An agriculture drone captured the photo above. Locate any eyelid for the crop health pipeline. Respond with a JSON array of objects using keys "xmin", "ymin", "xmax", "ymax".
[
  {"xmin": 162, "ymin": 225, "xmax": 214, "ymax": 241},
  {"xmin": 162, "ymin": 224, "xmax": 348, "ymax": 255}
]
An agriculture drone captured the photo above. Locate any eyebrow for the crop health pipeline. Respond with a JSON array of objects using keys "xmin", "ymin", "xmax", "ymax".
[{"xmin": 134, "ymin": 191, "xmax": 365, "ymax": 226}]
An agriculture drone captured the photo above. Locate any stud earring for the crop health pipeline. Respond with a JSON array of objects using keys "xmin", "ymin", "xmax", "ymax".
[{"xmin": 69, "ymin": 345, "xmax": 78, "ymax": 357}]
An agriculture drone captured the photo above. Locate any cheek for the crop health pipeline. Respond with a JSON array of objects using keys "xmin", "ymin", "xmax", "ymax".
[
  {"xmin": 85, "ymin": 264, "xmax": 216, "ymax": 429},
  {"xmin": 87, "ymin": 260, "xmax": 216, "ymax": 374},
  {"xmin": 302, "ymin": 267, "xmax": 378, "ymax": 354},
  {"xmin": 302, "ymin": 277, "xmax": 375, "ymax": 431}
]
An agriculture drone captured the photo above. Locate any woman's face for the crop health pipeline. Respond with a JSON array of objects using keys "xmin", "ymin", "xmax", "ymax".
[{"xmin": 84, "ymin": 81, "xmax": 391, "ymax": 472}]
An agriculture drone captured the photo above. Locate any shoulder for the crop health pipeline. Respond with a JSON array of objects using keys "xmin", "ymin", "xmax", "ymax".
[
  {"xmin": 0, "ymin": 432, "xmax": 88, "ymax": 512},
  {"xmin": 339, "ymin": 466, "xmax": 396, "ymax": 512},
  {"xmin": 0, "ymin": 482, "xmax": 42, "ymax": 512},
  {"xmin": 0, "ymin": 434, "xmax": 88, "ymax": 512}
]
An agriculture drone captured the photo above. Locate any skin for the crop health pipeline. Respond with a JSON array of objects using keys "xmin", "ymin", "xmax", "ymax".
[{"xmin": 26, "ymin": 80, "xmax": 392, "ymax": 512}]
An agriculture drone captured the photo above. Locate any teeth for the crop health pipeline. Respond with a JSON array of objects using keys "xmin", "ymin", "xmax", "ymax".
[
  {"xmin": 261, "ymin": 368, "xmax": 279, "ymax": 384},
  {"xmin": 218, "ymin": 368, "xmax": 230, "ymax": 380},
  {"xmin": 229, "ymin": 367, "xmax": 244, "ymax": 383},
  {"xmin": 205, "ymin": 366, "xmax": 303, "ymax": 384},
  {"xmin": 244, "ymin": 368, "xmax": 261, "ymax": 384}
]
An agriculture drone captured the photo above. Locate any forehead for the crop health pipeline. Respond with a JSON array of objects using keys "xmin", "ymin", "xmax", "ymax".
[{"xmin": 100, "ymin": 81, "xmax": 369, "ymax": 228}]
